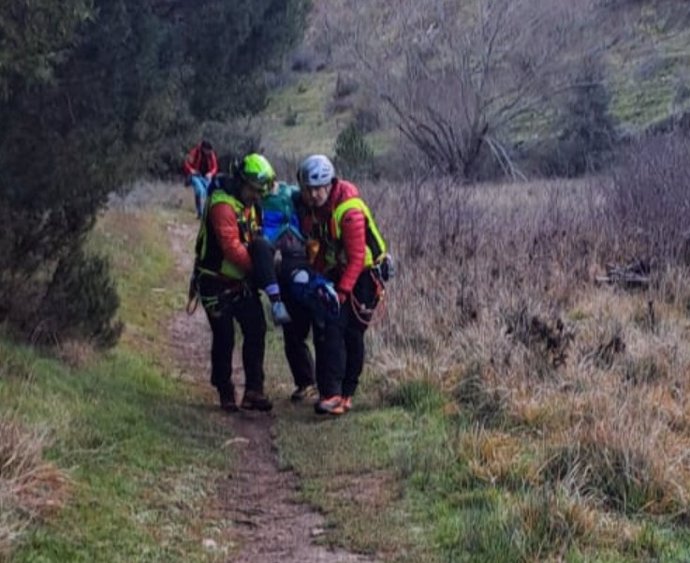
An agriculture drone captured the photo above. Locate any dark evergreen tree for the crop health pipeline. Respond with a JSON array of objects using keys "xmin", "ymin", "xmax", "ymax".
[
  {"xmin": 545, "ymin": 63, "xmax": 618, "ymax": 177},
  {"xmin": 0, "ymin": 0, "xmax": 309, "ymax": 344}
]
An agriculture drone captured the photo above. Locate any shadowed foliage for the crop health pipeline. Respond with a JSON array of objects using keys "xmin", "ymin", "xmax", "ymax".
[{"xmin": 0, "ymin": 0, "xmax": 309, "ymax": 344}]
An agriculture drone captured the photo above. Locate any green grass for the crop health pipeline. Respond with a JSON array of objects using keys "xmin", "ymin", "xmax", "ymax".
[
  {"xmin": 262, "ymin": 71, "xmax": 347, "ymax": 156},
  {"xmin": 2, "ymin": 344, "xmax": 235, "ymax": 563},
  {"xmin": 2, "ymin": 204, "xmax": 239, "ymax": 562},
  {"xmin": 274, "ymin": 375, "xmax": 690, "ymax": 562},
  {"xmin": 88, "ymin": 209, "xmax": 186, "ymax": 364}
]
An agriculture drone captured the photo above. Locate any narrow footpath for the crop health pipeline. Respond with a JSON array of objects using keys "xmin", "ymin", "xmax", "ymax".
[{"xmin": 168, "ymin": 220, "xmax": 376, "ymax": 563}]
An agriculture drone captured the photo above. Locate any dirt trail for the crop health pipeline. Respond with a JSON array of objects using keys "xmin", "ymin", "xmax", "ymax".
[{"xmin": 168, "ymin": 220, "xmax": 375, "ymax": 563}]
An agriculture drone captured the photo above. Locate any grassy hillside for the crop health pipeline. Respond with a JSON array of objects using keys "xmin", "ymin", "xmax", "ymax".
[
  {"xmin": 261, "ymin": 0, "xmax": 690, "ymax": 163},
  {"xmin": 3, "ymin": 3, "xmax": 690, "ymax": 561},
  {"xmin": 608, "ymin": 8, "xmax": 690, "ymax": 129}
]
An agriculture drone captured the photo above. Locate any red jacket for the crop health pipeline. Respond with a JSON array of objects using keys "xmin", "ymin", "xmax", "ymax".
[
  {"xmin": 303, "ymin": 179, "xmax": 367, "ymax": 296},
  {"xmin": 184, "ymin": 145, "xmax": 218, "ymax": 177}
]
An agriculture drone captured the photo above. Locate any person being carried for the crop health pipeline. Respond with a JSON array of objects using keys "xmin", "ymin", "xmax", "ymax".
[
  {"xmin": 298, "ymin": 154, "xmax": 392, "ymax": 416},
  {"xmin": 191, "ymin": 153, "xmax": 275, "ymax": 413},
  {"xmin": 260, "ymin": 177, "xmax": 340, "ymax": 402},
  {"xmin": 184, "ymin": 139, "xmax": 218, "ymax": 219}
]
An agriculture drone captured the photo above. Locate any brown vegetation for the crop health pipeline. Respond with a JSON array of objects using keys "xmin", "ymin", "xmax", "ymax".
[
  {"xmin": 0, "ymin": 417, "xmax": 69, "ymax": 559},
  {"xmin": 366, "ymin": 130, "xmax": 690, "ymax": 538},
  {"xmin": 309, "ymin": 0, "xmax": 618, "ymax": 180}
]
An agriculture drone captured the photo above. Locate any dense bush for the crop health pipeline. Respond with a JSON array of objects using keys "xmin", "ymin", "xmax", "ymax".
[
  {"xmin": 35, "ymin": 249, "xmax": 122, "ymax": 348},
  {"xmin": 528, "ymin": 66, "xmax": 618, "ymax": 178},
  {"xmin": 0, "ymin": 0, "xmax": 308, "ymax": 345},
  {"xmin": 334, "ymin": 123, "xmax": 376, "ymax": 180}
]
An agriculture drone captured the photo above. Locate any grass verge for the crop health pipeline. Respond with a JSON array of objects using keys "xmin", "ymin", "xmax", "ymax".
[
  {"xmin": 274, "ymin": 377, "xmax": 690, "ymax": 562},
  {"xmin": 1, "ymin": 202, "xmax": 238, "ymax": 562}
]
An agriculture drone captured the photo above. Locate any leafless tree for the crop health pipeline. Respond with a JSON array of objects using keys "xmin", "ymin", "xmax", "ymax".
[{"xmin": 327, "ymin": 0, "xmax": 604, "ymax": 180}]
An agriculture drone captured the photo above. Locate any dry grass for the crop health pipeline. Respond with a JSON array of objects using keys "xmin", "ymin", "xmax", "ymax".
[
  {"xmin": 364, "ymin": 144, "xmax": 690, "ymax": 537},
  {"xmin": 0, "ymin": 416, "xmax": 70, "ymax": 559},
  {"xmin": 54, "ymin": 339, "xmax": 98, "ymax": 369}
]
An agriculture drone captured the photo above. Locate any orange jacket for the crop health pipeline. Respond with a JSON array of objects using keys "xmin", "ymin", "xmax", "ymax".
[{"xmin": 208, "ymin": 202, "xmax": 252, "ymax": 274}]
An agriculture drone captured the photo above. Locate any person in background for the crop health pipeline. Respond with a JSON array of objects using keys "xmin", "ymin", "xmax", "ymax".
[
  {"xmin": 298, "ymin": 154, "xmax": 389, "ymax": 415},
  {"xmin": 184, "ymin": 140, "xmax": 218, "ymax": 218}
]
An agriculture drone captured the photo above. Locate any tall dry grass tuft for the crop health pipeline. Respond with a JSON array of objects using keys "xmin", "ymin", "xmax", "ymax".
[
  {"xmin": 0, "ymin": 417, "xmax": 70, "ymax": 559},
  {"xmin": 363, "ymin": 135, "xmax": 690, "ymax": 520}
]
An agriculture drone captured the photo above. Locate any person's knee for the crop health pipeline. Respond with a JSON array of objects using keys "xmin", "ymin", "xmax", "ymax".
[
  {"xmin": 249, "ymin": 237, "xmax": 273, "ymax": 256},
  {"xmin": 190, "ymin": 177, "xmax": 205, "ymax": 197}
]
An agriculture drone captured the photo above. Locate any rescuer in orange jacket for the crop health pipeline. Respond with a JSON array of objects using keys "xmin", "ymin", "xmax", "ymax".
[{"xmin": 192, "ymin": 153, "xmax": 276, "ymax": 413}]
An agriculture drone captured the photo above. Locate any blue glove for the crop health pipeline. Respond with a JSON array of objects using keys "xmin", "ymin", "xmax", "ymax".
[
  {"xmin": 312, "ymin": 275, "xmax": 340, "ymax": 319},
  {"xmin": 289, "ymin": 269, "xmax": 340, "ymax": 319}
]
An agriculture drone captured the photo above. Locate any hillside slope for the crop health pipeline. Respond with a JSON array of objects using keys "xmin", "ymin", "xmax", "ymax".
[{"xmin": 261, "ymin": 0, "xmax": 690, "ymax": 159}]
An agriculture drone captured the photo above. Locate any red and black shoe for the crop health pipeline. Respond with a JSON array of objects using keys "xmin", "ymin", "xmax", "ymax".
[{"xmin": 314, "ymin": 395, "xmax": 345, "ymax": 415}]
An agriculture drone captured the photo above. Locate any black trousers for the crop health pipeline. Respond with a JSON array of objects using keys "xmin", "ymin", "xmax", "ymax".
[
  {"xmin": 279, "ymin": 250, "xmax": 315, "ymax": 388},
  {"xmin": 280, "ymin": 284, "xmax": 315, "ymax": 388},
  {"xmin": 250, "ymin": 238, "xmax": 315, "ymax": 389},
  {"xmin": 249, "ymin": 237, "xmax": 277, "ymax": 290},
  {"xmin": 313, "ymin": 270, "xmax": 378, "ymax": 398},
  {"xmin": 200, "ymin": 277, "xmax": 266, "ymax": 397}
]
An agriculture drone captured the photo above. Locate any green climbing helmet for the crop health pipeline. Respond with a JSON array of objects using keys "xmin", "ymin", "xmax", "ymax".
[{"xmin": 239, "ymin": 153, "xmax": 276, "ymax": 193}]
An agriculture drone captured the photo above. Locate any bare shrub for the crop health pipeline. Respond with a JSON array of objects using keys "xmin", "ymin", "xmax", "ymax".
[
  {"xmin": 578, "ymin": 319, "xmax": 626, "ymax": 371},
  {"xmin": 0, "ymin": 417, "xmax": 69, "ymax": 559},
  {"xmin": 324, "ymin": 96, "xmax": 353, "ymax": 116},
  {"xmin": 342, "ymin": 0, "xmax": 604, "ymax": 180},
  {"xmin": 352, "ymin": 105, "xmax": 380, "ymax": 134},
  {"xmin": 603, "ymin": 132, "xmax": 690, "ymax": 266},
  {"xmin": 502, "ymin": 303, "xmax": 573, "ymax": 372},
  {"xmin": 290, "ymin": 46, "xmax": 325, "ymax": 72},
  {"xmin": 283, "ymin": 106, "xmax": 299, "ymax": 127}
]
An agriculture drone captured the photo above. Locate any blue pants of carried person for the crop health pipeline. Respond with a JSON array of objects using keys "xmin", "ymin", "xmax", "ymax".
[{"xmin": 188, "ymin": 175, "xmax": 212, "ymax": 218}]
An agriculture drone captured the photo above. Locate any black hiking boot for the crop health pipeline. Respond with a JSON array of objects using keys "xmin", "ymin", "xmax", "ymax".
[
  {"xmin": 240, "ymin": 390, "xmax": 273, "ymax": 412},
  {"xmin": 218, "ymin": 386, "xmax": 238, "ymax": 413}
]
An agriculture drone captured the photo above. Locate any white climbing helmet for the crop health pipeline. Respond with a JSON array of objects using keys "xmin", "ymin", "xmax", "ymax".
[{"xmin": 297, "ymin": 154, "xmax": 335, "ymax": 187}]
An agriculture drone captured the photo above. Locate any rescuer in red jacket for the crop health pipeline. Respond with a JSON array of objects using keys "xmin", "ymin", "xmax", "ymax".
[{"xmin": 298, "ymin": 155, "xmax": 388, "ymax": 415}]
